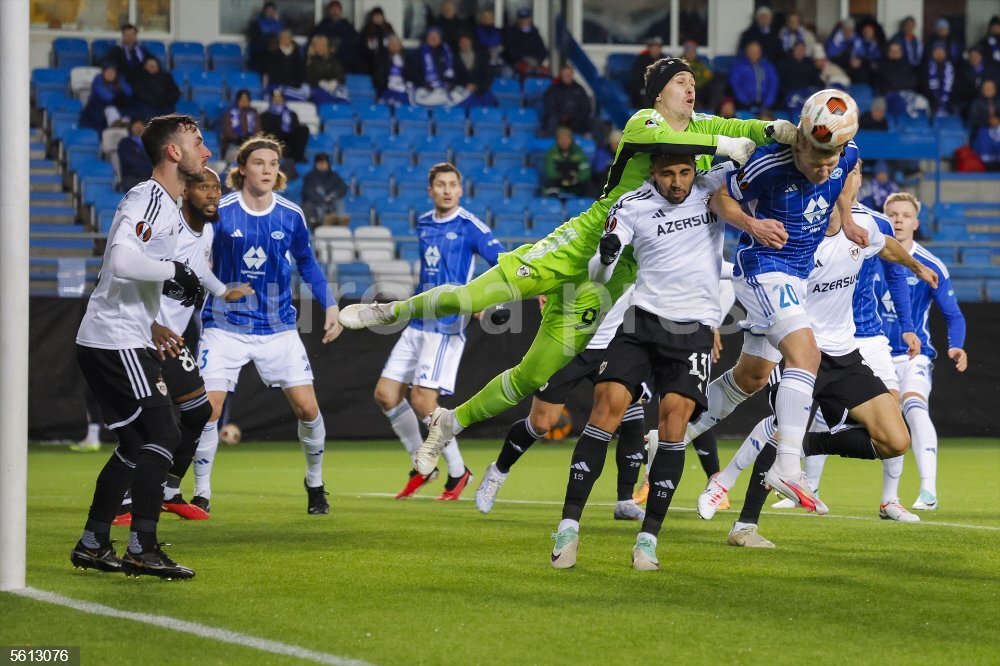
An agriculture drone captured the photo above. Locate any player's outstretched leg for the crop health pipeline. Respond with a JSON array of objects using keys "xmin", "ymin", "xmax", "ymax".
[
  {"xmin": 698, "ymin": 417, "xmax": 777, "ymax": 520},
  {"xmin": 477, "ymin": 403, "xmax": 554, "ymax": 513}
]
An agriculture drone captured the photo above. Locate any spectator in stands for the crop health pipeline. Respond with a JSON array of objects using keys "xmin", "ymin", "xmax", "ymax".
[
  {"xmin": 729, "ymin": 41, "xmax": 778, "ymax": 113},
  {"xmin": 628, "ymin": 37, "xmax": 664, "ymax": 108},
  {"xmin": 969, "ymin": 79, "xmax": 998, "ymax": 138},
  {"xmin": 928, "ymin": 18, "xmax": 963, "ymax": 64},
  {"xmin": 117, "ymin": 118, "xmax": 152, "ymax": 191},
  {"xmin": 543, "ymin": 126, "xmax": 590, "ymax": 197},
  {"xmin": 971, "ymin": 121, "xmax": 1000, "ymax": 169},
  {"xmin": 409, "ymin": 26, "xmax": 470, "ymax": 108},
  {"xmin": 313, "ymin": 1, "xmax": 360, "ymax": 72},
  {"xmin": 590, "ymin": 127, "xmax": 622, "ymax": 188},
  {"xmin": 877, "ymin": 41, "xmax": 919, "ymax": 95},
  {"xmin": 360, "ymin": 7, "xmax": 397, "ymax": 75},
  {"xmin": 681, "ymin": 40, "xmax": 715, "ymax": 109},
  {"xmin": 890, "ymin": 16, "xmax": 923, "ymax": 68},
  {"xmin": 266, "ymin": 29, "xmax": 307, "ymax": 95},
  {"xmin": 504, "ymin": 8, "xmax": 549, "ymax": 78},
  {"xmin": 260, "ymin": 89, "xmax": 309, "ymax": 162},
  {"xmin": 222, "ymin": 89, "xmax": 259, "ymax": 161},
  {"xmin": 543, "ymin": 64, "xmax": 593, "ymax": 136},
  {"xmin": 717, "ymin": 96, "xmax": 736, "ymax": 119},
  {"xmin": 455, "ymin": 34, "xmax": 496, "ymax": 108},
  {"xmin": 475, "ymin": 7, "xmax": 504, "ymax": 67},
  {"xmin": 860, "ymin": 96, "xmax": 890, "ymax": 130},
  {"xmin": 435, "ymin": 1, "xmax": 471, "ymax": 51},
  {"xmin": 107, "ymin": 24, "xmax": 146, "ymax": 83},
  {"xmin": 79, "ymin": 63, "xmax": 132, "ymax": 131},
  {"xmin": 960, "ymin": 48, "xmax": 1000, "ymax": 102},
  {"xmin": 921, "ymin": 43, "xmax": 959, "ymax": 117},
  {"xmin": 373, "ymin": 35, "xmax": 410, "ymax": 106},
  {"xmin": 825, "ymin": 18, "xmax": 863, "ymax": 74},
  {"xmin": 976, "ymin": 16, "xmax": 1000, "ymax": 64},
  {"xmin": 678, "ymin": 0, "xmax": 707, "ymax": 45},
  {"xmin": 778, "ymin": 12, "xmax": 817, "ymax": 59},
  {"xmin": 129, "ymin": 55, "xmax": 180, "ymax": 121},
  {"xmin": 248, "ymin": 1, "xmax": 284, "ymax": 74},
  {"xmin": 738, "ymin": 6, "xmax": 782, "ymax": 65},
  {"xmin": 813, "ymin": 44, "xmax": 852, "ymax": 89},
  {"xmin": 306, "ymin": 34, "xmax": 348, "ymax": 104},
  {"xmin": 302, "ymin": 153, "xmax": 349, "ymax": 227},
  {"xmin": 777, "ymin": 40, "xmax": 823, "ymax": 111},
  {"xmin": 860, "ymin": 160, "xmax": 898, "ymax": 210},
  {"xmin": 851, "ymin": 22, "xmax": 883, "ymax": 84}
]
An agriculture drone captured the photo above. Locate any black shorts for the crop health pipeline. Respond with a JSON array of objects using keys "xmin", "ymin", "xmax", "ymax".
[
  {"xmin": 769, "ymin": 350, "xmax": 888, "ymax": 427},
  {"xmin": 596, "ymin": 307, "xmax": 714, "ymax": 419},
  {"xmin": 535, "ymin": 348, "xmax": 605, "ymax": 404},
  {"xmin": 158, "ymin": 343, "xmax": 205, "ymax": 401},
  {"xmin": 77, "ymin": 345, "xmax": 172, "ymax": 429}
]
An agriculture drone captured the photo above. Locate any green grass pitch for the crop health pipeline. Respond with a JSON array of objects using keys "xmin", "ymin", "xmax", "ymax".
[{"xmin": 2, "ymin": 438, "xmax": 998, "ymax": 665}]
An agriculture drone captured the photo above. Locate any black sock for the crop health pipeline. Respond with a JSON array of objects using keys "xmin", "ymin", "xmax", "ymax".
[
  {"xmin": 128, "ymin": 528, "xmax": 159, "ymax": 554},
  {"xmin": 804, "ymin": 428, "xmax": 879, "ymax": 460},
  {"xmin": 693, "ymin": 430, "xmax": 720, "ymax": 478},
  {"xmin": 87, "ymin": 449, "xmax": 135, "ymax": 527},
  {"xmin": 615, "ymin": 403, "xmax": 645, "ymax": 501},
  {"xmin": 130, "ymin": 446, "xmax": 174, "ymax": 525},
  {"xmin": 496, "ymin": 418, "xmax": 542, "ymax": 474},
  {"xmin": 739, "ymin": 443, "xmax": 777, "ymax": 525},
  {"xmin": 444, "ymin": 468, "xmax": 469, "ymax": 490},
  {"xmin": 639, "ymin": 442, "xmax": 685, "ymax": 537},
  {"xmin": 561, "ymin": 424, "xmax": 613, "ymax": 521}
]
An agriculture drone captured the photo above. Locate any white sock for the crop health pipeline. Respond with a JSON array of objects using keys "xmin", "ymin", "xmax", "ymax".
[
  {"xmin": 441, "ymin": 438, "xmax": 465, "ymax": 477},
  {"xmin": 163, "ymin": 475, "xmax": 180, "ymax": 500},
  {"xmin": 686, "ymin": 370, "xmax": 752, "ymax": 443},
  {"xmin": 902, "ymin": 397, "xmax": 937, "ymax": 496},
  {"xmin": 299, "ymin": 415, "xmax": 326, "ymax": 488},
  {"xmin": 85, "ymin": 423, "xmax": 100, "ymax": 443},
  {"xmin": 558, "ymin": 518, "xmax": 579, "ymax": 533},
  {"xmin": 881, "ymin": 455, "xmax": 904, "ymax": 503},
  {"xmin": 193, "ymin": 420, "xmax": 219, "ymax": 499},
  {"xmin": 732, "ymin": 521, "xmax": 756, "ymax": 532},
  {"xmin": 804, "ymin": 455, "xmax": 827, "ymax": 493},
  {"xmin": 637, "ymin": 531, "xmax": 657, "ymax": 545},
  {"xmin": 447, "ymin": 409, "xmax": 466, "ymax": 436},
  {"xmin": 719, "ymin": 416, "xmax": 777, "ymax": 489},
  {"xmin": 383, "ymin": 400, "xmax": 423, "ymax": 461},
  {"xmin": 773, "ymin": 368, "xmax": 816, "ymax": 476}
]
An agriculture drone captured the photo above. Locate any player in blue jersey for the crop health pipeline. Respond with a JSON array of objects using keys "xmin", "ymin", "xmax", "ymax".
[
  {"xmin": 882, "ymin": 192, "xmax": 967, "ymax": 511},
  {"xmin": 682, "ymin": 90, "xmax": 869, "ymax": 512},
  {"xmin": 193, "ymin": 135, "xmax": 343, "ymax": 515},
  {"xmin": 373, "ymin": 163, "xmax": 503, "ymax": 500}
]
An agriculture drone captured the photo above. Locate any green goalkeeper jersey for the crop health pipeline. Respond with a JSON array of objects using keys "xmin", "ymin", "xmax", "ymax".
[{"xmin": 498, "ymin": 109, "xmax": 771, "ymax": 291}]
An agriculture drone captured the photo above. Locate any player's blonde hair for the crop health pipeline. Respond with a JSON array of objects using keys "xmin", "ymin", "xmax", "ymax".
[
  {"xmin": 883, "ymin": 191, "xmax": 921, "ymax": 216},
  {"xmin": 226, "ymin": 134, "xmax": 288, "ymax": 192}
]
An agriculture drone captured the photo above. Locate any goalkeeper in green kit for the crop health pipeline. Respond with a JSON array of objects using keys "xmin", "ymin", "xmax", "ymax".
[{"xmin": 340, "ymin": 57, "xmax": 794, "ymax": 474}]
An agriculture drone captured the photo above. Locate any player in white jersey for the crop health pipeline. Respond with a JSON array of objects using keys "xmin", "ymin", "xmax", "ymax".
[
  {"xmin": 194, "ymin": 135, "xmax": 342, "ymax": 515},
  {"xmin": 550, "ymin": 153, "xmax": 745, "ymax": 570},
  {"xmin": 695, "ymin": 198, "xmax": 938, "ymax": 547},
  {"xmin": 72, "ymin": 114, "xmax": 210, "ymax": 580},
  {"xmin": 375, "ymin": 163, "xmax": 502, "ymax": 501}
]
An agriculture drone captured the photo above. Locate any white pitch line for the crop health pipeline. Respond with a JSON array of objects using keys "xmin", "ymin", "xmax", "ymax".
[
  {"xmin": 11, "ymin": 588, "xmax": 374, "ymax": 666},
  {"xmin": 348, "ymin": 493, "xmax": 1000, "ymax": 532}
]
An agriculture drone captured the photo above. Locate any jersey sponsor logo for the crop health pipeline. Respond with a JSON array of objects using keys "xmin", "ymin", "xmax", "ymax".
[
  {"xmin": 831, "ymin": 167, "xmax": 843, "ymax": 179},
  {"xmin": 881, "ymin": 290, "xmax": 896, "ymax": 313},
  {"xmin": 655, "ymin": 212, "xmax": 716, "ymax": 236},
  {"xmin": 811, "ymin": 273, "xmax": 858, "ymax": 293},
  {"xmin": 243, "ymin": 246, "xmax": 267, "ymax": 269},
  {"xmin": 645, "ymin": 119, "xmax": 657, "ymax": 127},
  {"xmin": 803, "ymin": 195, "xmax": 830, "ymax": 225},
  {"xmin": 135, "ymin": 221, "xmax": 152, "ymax": 242},
  {"xmin": 446, "ymin": 231, "xmax": 458, "ymax": 240},
  {"xmin": 424, "ymin": 245, "xmax": 441, "ymax": 267},
  {"xmin": 271, "ymin": 230, "xmax": 285, "ymax": 240}
]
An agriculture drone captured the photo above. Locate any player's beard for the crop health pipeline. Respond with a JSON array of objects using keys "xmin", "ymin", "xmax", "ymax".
[{"xmin": 178, "ymin": 149, "xmax": 205, "ymax": 183}]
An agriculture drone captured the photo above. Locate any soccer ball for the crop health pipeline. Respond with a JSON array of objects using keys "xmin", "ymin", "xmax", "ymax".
[
  {"xmin": 220, "ymin": 423, "xmax": 242, "ymax": 446},
  {"xmin": 799, "ymin": 89, "xmax": 859, "ymax": 149},
  {"xmin": 544, "ymin": 408, "xmax": 573, "ymax": 442}
]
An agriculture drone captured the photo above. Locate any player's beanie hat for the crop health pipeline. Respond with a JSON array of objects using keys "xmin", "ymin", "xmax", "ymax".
[{"xmin": 645, "ymin": 57, "xmax": 693, "ymax": 107}]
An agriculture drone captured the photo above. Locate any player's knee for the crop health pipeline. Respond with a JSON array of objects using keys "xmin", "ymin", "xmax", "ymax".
[
  {"xmin": 733, "ymin": 364, "xmax": 769, "ymax": 394},
  {"xmin": 409, "ymin": 395, "xmax": 437, "ymax": 420},
  {"xmin": 589, "ymin": 383, "xmax": 629, "ymax": 428},
  {"xmin": 373, "ymin": 385, "xmax": 398, "ymax": 411},
  {"xmin": 509, "ymin": 361, "xmax": 554, "ymax": 394},
  {"xmin": 875, "ymin": 423, "xmax": 911, "ymax": 458},
  {"xmin": 179, "ymin": 398, "xmax": 213, "ymax": 432},
  {"xmin": 293, "ymin": 402, "xmax": 320, "ymax": 422},
  {"xmin": 529, "ymin": 409, "xmax": 558, "ymax": 435},
  {"xmin": 785, "ymin": 345, "xmax": 821, "ymax": 374}
]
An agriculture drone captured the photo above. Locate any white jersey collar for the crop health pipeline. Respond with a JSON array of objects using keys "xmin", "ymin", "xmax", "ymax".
[
  {"xmin": 236, "ymin": 190, "xmax": 277, "ymax": 216},
  {"xmin": 431, "ymin": 207, "xmax": 462, "ymax": 223}
]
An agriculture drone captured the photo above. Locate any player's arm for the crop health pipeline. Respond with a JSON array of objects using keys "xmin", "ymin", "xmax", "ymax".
[
  {"xmin": 473, "ymin": 224, "xmax": 503, "ymax": 267},
  {"xmin": 709, "ymin": 186, "xmax": 787, "ymax": 249},
  {"xmin": 931, "ymin": 270, "xmax": 968, "ymax": 371},
  {"xmin": 619, "ymin": 111, "xmax": 758, "ymax": 165},
  {"xmin": 878, "ymin": 240, "xmax": 920, "ymax": 356},
  {"xmin": 588, "ymin": 202, "xmax": 636, "ymax": 283},
  {"xmin": 878, "ymin": 237, "xmax": 938, "ymax": 288},
  {"xmin": 836, "ymin": 143, "xmax": 870, "ymax": 247},
  {"xmin": 290, "ymin": 213, "xmax": 342, "ymax": 343}
]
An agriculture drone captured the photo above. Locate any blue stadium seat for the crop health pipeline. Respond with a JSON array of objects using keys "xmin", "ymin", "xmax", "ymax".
[
  {"xmin": 142, "ymin": 41, "xmax": 167, "ymax": 61},
  {"xmin": 564, "ymin": 197, "xmax": 593, "ymax": 217},
  {"xmin": 91, "ymin": 39, "xmax": 117, "ymax": 66},
  {"xmin": 282, "ymin": 177, "xmax": 304, "ymax": 204},
  {"xmin": 71, "ymin": 157, "xmax": 114, "ymax": 183},
  {"xmin": 531, "ymin": 212, "xmax": 565, "ymax": 230},
  {"xmin": 848, "ymin": 83, "xmax": 874, "ymax": 111},
  {"xmin": 32, "ymin": 68, "xmax": 70, "ymax": 96},
  {"xmin": 94, "ymin": 191, "xmax": 124, "ymax": 215},
  {"xmin": 343, "ymin": 197, "xmax": 374, "ymax": 226},
  {"xmin": 319, "ymin": 103, "xmax": 356, "ymax": 132},
  {"xmin": 522, "ymin": 78, "xmax": 551, "ymax": 105},
  {"xmin": 934, "ymin": 115, "xmax": 965, "ymax": 131},
  {"xmin": 961, "ymin": 247, "xmax": 995, "ymax": 265},
  {"xmin": 359, "ymin": 105, "xmax": 393, "ymax": 135},
  {"xmin": 507, "ymin": 107, "xmax": 540, "ymax": 133},
  {"xmin": 395, "ymin": 125, "xmax": 432, "ymax": 147},
  {"xmin": 472, "ymin": 127, "xmax": 506, "ymax": 146},
  {"xmin": 937, "ymin": 129, "xmax": 967, "ymax": 158},
  {"xmin": 493, "ymin": 152, "xmax": 524, "ymax": 172},
  {"xmin": 193, "ymin": 91, "xmax": 226, "ymax": 124},
  {"xmin": 987, "ymin": 279, "xmax": 1000, "ymax": 302},
  {"xmin": 191, "ymin": 70, "xmax": 225, "ymax": 97},
  {"xmin": 469, "ymin": 107, "xmax": 505, "ymax": 131},
  {"xmin": 345, "ymin": 73, "xmax": 375, "ymax": 94},
  {"xmin": 380, "ymin": 153, "xmax": 413, "ymax": 172},
  {"xmin": 414, "ymin": 149, "xmax": 450, "ymax": 169},
  {"xmin": 51, "ymin": 118, "xmax": 77, "ymax": 142},
  {"xmin": 62, "ymin": 128, "xmax": 99, "ymax": 152},
  {"xmin": 491, "ymin": 77, "xmax": 522, "ymax": 106},
  {"xmin": 208, "ymin": 42, "xmax": 244, "ymax": 70},
  {"xmin": 338, "ymin": 135, "xmax": 376, "ymax": 164},
  {"xmin": 378, "ymin": 215, "xmax": 412, "ymax": 236},
  {"xmin": 396, "ymin": 169, "xmax": 430, "ymax": 198},
  {"xmin": 224, "ymin": 70, "xmax": 263, "ymax": 98},
  {"xmin": 395, "ymin": 105, "xmax": 431, "ymax": 133},
  {"xmin": 397, "ymin": 241, "xmax": 421, "ymax": 261},
  {"xmin": 335, "ymin": 261, "xmax": 374, "ymax": 296},
  {"xmin": 492, "ymin": 216, "xmax": 529, "ymax": 237},
  {"xmin": 712, "ymin": 55, "xmax": 736, "ymax": 74},
  {"xmin": 950, "ymin": 279, "xmax": 983, "ymax": 302},
  {"xmin": 174, "ymin": 99, "xmax": 202, "ymax": 120},
  {"xmin": 454, "ymin": 151, "xmax": 489, "ymax": 171},
  {"xmin": 35, "ymin": 90, "xmax": 78, "ymax": 113},
  {"xmin": 201, "ymin": 129, "xmax": 220, "ymax": 155},
  {"xmin": 432, "ymin": 106, "xmax": 467, "ymax": 134},
  {"xmin": 171, "ymin": 41, "xmax": 206, "ymax": 69},
  {"xmin": 434, "ymin": 128, "xmax": 467, "ymax": 148},
  {"xmin": 52, "ymin": 38, "xmax": 89, "ymax": 69},
  {"xmin": 355, "ymin": 164, "xmax": 394, "ymax": 198},
  {"xmin": 894, "ymin": 115, "xmax": 931, "ymax": 133},
  {"xmin": 531, "ymin": 197, "xmax": 564, "ymax": 217},
  {"xmin": 605, "ymin": 53, "xmax": 635, "ymax": 80}
]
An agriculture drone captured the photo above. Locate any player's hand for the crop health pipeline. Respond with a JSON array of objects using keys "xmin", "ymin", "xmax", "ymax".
[
  {"xmin": 537, "ymin": 295, "xmax": 547, "ymax": 310},
  {"xmin": 747, "ymin": 217, "xmax": 787, "ymax": 249},
  {"xmin": 489, "ymin": 304, "xmax": 511, "ymax": 326},
  {"xmin": 151, "ymin": 322, "xmax": 184, "ymax": 360},
  {"xmin": 914, "ymin": 263, "xmax": 939, "ymax": 289},
  {"xmin": 902, "ymin": 331, "xmax": 921, "ymax": 358},
  {"xmin": 715, "ymin": 136, "xmax": 757, "ymax": 165},
  {"xmin": 712, "ymin": 328, "xmax": 723, "ymax": 363},
  {"xmin": 599, "ymin": 233, "xmax": 621, "ymax": 265},
  {"xmin": 841, "ymin": 214, "xmax": 869, "ymax": 249},
  {"xmin": 323, "ymin": 304, "xmax": 343, "ymax": 344},
  {"xmin": 163, "ymin": 261, "xmax": 203, "ymax": 307},
  {"xmin": 948, "ymin": 347, "xmax": 968, "ymax": 372},
  {"xmin": 224, "ymin": 283, "xmax": 254, "ymax": 302},
  {"xmin": 766, "ymin": 119, "xmax": 798, "ymax": 144}
]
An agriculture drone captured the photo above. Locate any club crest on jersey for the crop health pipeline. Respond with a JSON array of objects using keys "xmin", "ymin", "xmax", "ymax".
[
  {"xmin": 271, "ymin": 230, "xmax": 285, "ymax": 240},
  {"xmin": 830, "ymin": 167, "xmax": 843, "ymax": 179},
  {"xmin": 599, "ymin": 361, "xmax": 608, "ymax": 374},
  {"xmin": 516, "ymin": 265, "xmax": 531, "ymax": 278},
  {"xmin": 135, "ymin": 221, "xmax": 152, "ymax": 242},
  {"xmin": 605, "ymin": 216, "xmax": 618, "ymax": 232},
  {"xmin": 446, "ymin": 232, "xmax": 458, "ymax": 240},
  {"xmin": 156, "ymin": 378, "xmax": 168, "ymax": 396},
  {"xmin": 850, "ymin": 245, "xmax": 861, "ymax": 260}
]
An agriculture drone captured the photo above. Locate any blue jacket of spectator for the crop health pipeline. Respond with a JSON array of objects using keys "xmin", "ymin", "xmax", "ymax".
[
  {"xmin": 856, "ymin": 37, "xmax": 882, "ymax": 62},
  {"xmin": 825, "ymin": 29, "xmax": 863, "ymax": 60},
  {"xmin": 117, "ymin": 134, "xmax": 152, "ymax": 190},
  {"xmin": 890, "ymin": 32, "xmax": 923, "ymax": 67},
  {"xmin": 80, "ymin": 72, "xmax": 133, "ymax": 130},
  {"xmin": 728, "ymin": 56, "xmax": 779, "ymax": 110}
]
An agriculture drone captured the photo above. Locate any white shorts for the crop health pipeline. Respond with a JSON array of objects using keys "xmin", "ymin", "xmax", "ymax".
[
  {"xmin": 856, "ymin": 335, "xmax": 899, "ymax": 392},
  {"xmin": 893, "ymin": 353, "xmax": 933, "ymax": 399},
  {"xmin": 199, "ymin": 328, "xmax": 314, "ymax": 393},
  {"xmin": 735, "ymin": 272, "xmax": 812, "ymax": 350},
  {"xmin": 380, "ymin": 326, "xmax": 466, "ymax": 396}
]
